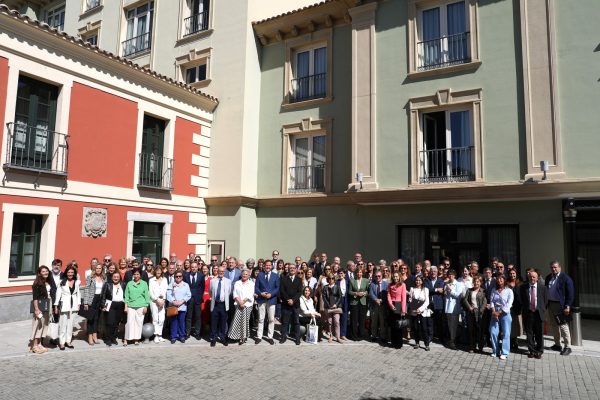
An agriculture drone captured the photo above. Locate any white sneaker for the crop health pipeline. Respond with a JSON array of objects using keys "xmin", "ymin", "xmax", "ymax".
[
  {"xmin": 159, "ymin": 337, "xmax": 165, "ymax": 342},
  {"xmin": 490, "ymin": 353, "xmax": 496, "ymax": 357},
  {"xmin": 154, "ymin": 337, "xmax": 159, "ymax": 343},
  {"xmin": 499, "ymin": 355, "xmax": 507, "ymax": 360}
]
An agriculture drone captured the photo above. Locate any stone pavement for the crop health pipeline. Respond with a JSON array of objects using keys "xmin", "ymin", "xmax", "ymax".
[{"xmin": 0, "ymin": 318, "xmax": 599, "ymax": 400}]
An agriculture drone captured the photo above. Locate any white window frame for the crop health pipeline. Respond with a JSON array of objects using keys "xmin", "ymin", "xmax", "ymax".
[
  {"xmin": 175, "ymin": 48, "xmax": 212, "ymax": 88},
  {"xmin": 207, "ymin": 240, "xmax": 225, "ymax": 263},
  {"xmin": 126, "ymin": 2, "xmax": 153, "ymax": 40},
  {"xmin": 407, "ymin": 0, "xmax": 480, "ymax": 77},
  {"xmin": 184, "ymin": 63, "xmax": 207, "ymax": 85},
  {"xmin": 291, "ymin": 45, "xmax": 327, "ymax": 102},
  {"xmin": 83, "ymin": 0, "xmax": 102, "ymax": 13},
  {"xmin": 0, "ymin": 204, "xmax": 59, "ymax": 287},
  {"xmin": 46, "ymin": 4, "xmax": 66, "ymax": 31},
  {"xmin": 126, "ymin": 212, "xmax": 172, "ymax": 259}
]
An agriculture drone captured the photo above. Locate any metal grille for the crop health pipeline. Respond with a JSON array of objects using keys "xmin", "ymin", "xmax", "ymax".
[
  {"xmin": 288, "ymin": 164, "xmax": 325, "ymax": 193},
  {"xmin": 419, "ymin": 146, "xmax": 474, "ymax": 183},
  {"xmin": 138, "ymin": 152, "xmax": 173, "ymax": 190},
  {"xmin": 184, "ymin": 11, "xmax": 209, "ymax": 36},
  {"xmin": 290, "ymin": 73, "xmax": 327, "ymax": 102},
  {"xmin": 417, "ymin": 32, "xmax": 470, "ymax": 71},
  {"xmin": 122, "ymin": 32, "xmax": 151, "ymax": 57}
]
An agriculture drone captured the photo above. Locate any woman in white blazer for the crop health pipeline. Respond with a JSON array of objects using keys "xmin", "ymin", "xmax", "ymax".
[
  {"xmin": 53, "ymin": 263, "xmax": 81, "ymax": 350},
  {"xmin": 149, "ymin": 266, "xmax": 168, "ymax": 343}
]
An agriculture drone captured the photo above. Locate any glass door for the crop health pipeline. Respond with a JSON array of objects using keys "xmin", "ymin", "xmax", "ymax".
[{"xmin": 132, "ymin": 222, "xmax": 163, "ymax": 263}]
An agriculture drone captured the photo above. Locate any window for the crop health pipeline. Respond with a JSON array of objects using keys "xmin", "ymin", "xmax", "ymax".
[
  {"xmin": 289, "ymin": 134, "xmax": 326, "ymax": 193},
  {"xmin": 282, "ymin": 118, "xmax": 331, "ymax": 194},
  {"xmin": 84, "ymin": 0, "xmax": 101, "ymax": 12},
  {"xmin": 408, "ymin": 0, "xmax": 480, "ymax": 76},
  {"xmin": 122, "ymin": 2, "xmax": 153, "ymax": 57},
  {"xmin": 132, "ymin": 222, "xmax": 163, "ymax": 262},
  {"xmin": 208, "ymin": 240, "xmax": 225, "ymax": 263},
  {"xmin": 398, "ymin": 225, "xmax": 519, "ymax": 271},
  {"xmin": 138, "ymin": 115, "xmax": 173, "ymax": 190},
  {"xmin": 6, "ymin": 75, "xmax": 68, "ymax": 174},
  {"xmin": 46, "ymin": 4, "xmax": 65, "ymax": 31},
  {"xmin": 185, "ymin": 63, "xmax": 207, "ymax": 84},
  {"xmin": 290, "ymin": 46, "xmax": 327, "ymax": 103},
  {"xmin": 9, "ymin": 214, "xmax": 42, "ymax": 278},
  {"xmin": 420, "ymin": 109, "xmax": 473, "ymax": 183},
  {"xmin": 84, "ymin": 34, "xmax": 98, "ymax": 46},
  {"xmin": 408, "ymin": 88, "xmax": 483, "ymax": 185},
  {"xmin": 418, "ymin": 1, "xmax": 469, "ymax": 70},
  {"xmin": 184, "ymin": 0, "xmax": 210, "ymax": 36}
]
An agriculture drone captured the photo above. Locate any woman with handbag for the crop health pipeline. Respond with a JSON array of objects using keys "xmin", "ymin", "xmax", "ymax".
[
  {"xmin": 323, "ymin": 274, "xmax": 343, "ymax": 343},
  {"xmin": 300, "ymin": 286, "xmax": 321, "ymax": 343},
  {"xmin": 228, "ymin": 269, "xmax": 255, "ymax": 345},
  {"xmin": 149, "ymin": 266, "xmax": 168, "ymax": 343},
  {"xmin": 387, "ymin": 272, "xmax": 407, "ymax": 349},
  {"xmin": 124, "ymin": 269, "xmax": 151, "ymax": 346},
  {"xmin": 83, "ymin": 262, "xmax": 106, "ymax": 345},
  {"xmin": 53, "ymin": 264, "xmax": 81, "ymax": 350},
  {"xmin": 461, "ymin": 275, "xmax": 487, "ymax": 353},
  {"xmin": 166, "ymin": 271, "xmax": 191, "ymax": 344},
  {"xmin": 30, "ymin": 265, "xmax": 51, "ymax": 354},
  {"xmin": 102, "ymin": 271, "xmax": 126, "ymax": 346},
  {"xmin": 408, "ymin": 275, "xmax": 432, "ymax": 351}
]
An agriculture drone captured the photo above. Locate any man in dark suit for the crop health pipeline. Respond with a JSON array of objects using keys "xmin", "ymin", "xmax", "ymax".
[
  {"xmin": 545, "ymin": 261, "xmax": 575, "ymax": 356},
  {"xmin": 225, "ymin": 257, "xmax": 241, "ymax": 325},
  {"xmin": 520, "ymin": 269, "xmax": 548, "ymax": 359},
  {"xmin": 124, "ymin": 260, "xmax": 149, "ymax": 284},
  {"xmin": 184, "ymin": 261, "xmax": 205, "ymax": 340},
  {"xmin": 279, "ymin": 263, "xmax": 303, "ymax": 345},
  {"xmin": 254, "ymin": 260, "xmax": 280, "ymax": 345},
  {"xmin": 424, "ymin": 266, "xmax": 446, "ymax": 343}
]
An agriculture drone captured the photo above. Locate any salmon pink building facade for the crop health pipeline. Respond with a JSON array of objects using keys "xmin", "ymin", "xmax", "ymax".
[{"xmin": 0, "ymin": 6, "xmax": 217, "ymax": 320}]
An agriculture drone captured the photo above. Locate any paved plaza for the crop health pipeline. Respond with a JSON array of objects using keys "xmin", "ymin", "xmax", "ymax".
[{"xmin": 0, "ymin": 318, "xmax": 599, "ymax": 400}]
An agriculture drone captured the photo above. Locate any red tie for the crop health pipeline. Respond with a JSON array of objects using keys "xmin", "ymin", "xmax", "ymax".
[{"xmin": 530, "ymin": 286, "xmax": 536, "ymax": 312}]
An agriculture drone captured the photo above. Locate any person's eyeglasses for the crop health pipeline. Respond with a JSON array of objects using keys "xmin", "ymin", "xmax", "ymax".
[
  {"xmin": 358, "ymin": 263, "xmax": 364, "ymax": 265},
  {"xmin": 104, "ymin": 259, "xmax": 111, "ymax": 262},
  {"xmin": 375, "ymin": 275, "xmax": 382, "ymax": 278},
  {"xmin": 325, "ymin": 267, "xmax": 331, "ymax": 270},
  {"xmin": 444, "ymin": 263, "xmax": 450, "ymax": 266},
  {"xmin": 147, "ymin": 264, "xmax": 154, "ymax": 267},
  {"xmin": 175, "ymin": 275, "xmax": 183, "ymax": 278}
]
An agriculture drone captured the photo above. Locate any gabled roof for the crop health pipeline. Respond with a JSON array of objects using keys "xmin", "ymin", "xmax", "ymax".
[{"xmin": 0, "ymin": 4, "xmax": 218, "ymax": 109}]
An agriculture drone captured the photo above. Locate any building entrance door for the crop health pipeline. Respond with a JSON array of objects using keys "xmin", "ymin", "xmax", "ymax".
[{"xmin": 132, "ymin": 222, "xmax": 163, "ymax": 263}]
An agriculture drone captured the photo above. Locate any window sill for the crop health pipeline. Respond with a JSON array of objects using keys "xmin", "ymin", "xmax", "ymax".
[
  {"xmin": 409, "ymin": 179, "xmax": 484, "ymax": 188},
  {"xmin": 407, "ymin": 60, "xmax": 482, "ymax": 80},
  {"xmin": 175, "ymin": 29, "xmax": 213, "ymax": 47},
  {"xmin": 123, "ymin": 49, "xmax": 151, "ymax": 59},
  {"xmin": 281, "ymin": 191, "xmax": 329, "ymax": 197},
  {"xmin": 3, "ymin": 163, "xmax": 68, "ymax": 177},
  {"xmin": 137, "ymin": 184, "xmax": 173, "ymax": 193},
  {"xmin": 79, "ymin": 5, "xmax": 103, "ymax": 19},
  {"xmin": 281, "ymin": 95, "xmax": 333, "ymax": 111},
  {"xmin": 189, "ymin": 79, "xmax": 211, "ymax": 89},
  {"xmin": 8, "ymin": 276, "xmax": 35, "ymax": 283}
]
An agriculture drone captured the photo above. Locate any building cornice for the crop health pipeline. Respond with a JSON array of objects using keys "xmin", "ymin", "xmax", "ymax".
[
  {"xmin": 0, "ymin": 5, "xmax": 219, "ymax": 113},
  {"xmin": 205, "ymin": 179, "xmax": 600, "ymax": 208}
]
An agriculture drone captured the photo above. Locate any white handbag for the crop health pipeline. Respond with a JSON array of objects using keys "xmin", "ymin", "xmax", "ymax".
[{"xmin": 306, "ymin": 317, "xmax": 318, "ymax": 344}]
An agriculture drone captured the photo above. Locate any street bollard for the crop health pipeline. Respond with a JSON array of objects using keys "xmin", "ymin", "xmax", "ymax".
[{"xmin": 570, "ymin": 306, "xmax": 582, "ymax": 347}]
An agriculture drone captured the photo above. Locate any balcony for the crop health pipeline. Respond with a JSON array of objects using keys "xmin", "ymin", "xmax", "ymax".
[
  {"xmin": 290, "ymin": 73, "xmax": 326, "ymax": 103},
  {"xmin": 288, "ymin": 164, "xmax": 325, "ymax": 193},
  {"xmin": 417, "ymin": 32, "xmax": 470, "ymax": 71},
  {"xmin": 184, "ymin": 11, "xmax": 209, "ymax": 36},
  {"xmin": 419, "ymin": 146, "xmax": 474, "ymax": 184},
  {"xmin": 122, "ymin": 32, "xmax": 151, "ymax": 57},
  {"xmin": 85, "ymin": 0, "xmax": 101, "ymax": 12},
  {"xmin": 138, "ymin": 153, "xmax": 173, "ymax": 191},
  {"xmin": 3, "ymin": 122, "xmax": 69, "ymax": 176}
]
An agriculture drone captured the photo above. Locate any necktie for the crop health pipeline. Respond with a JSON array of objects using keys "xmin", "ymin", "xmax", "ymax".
[
  {"xmin": 530, "ymin": 285, "xmax": 536, "ymax": 312},
  {"xmin": 192, "ymin": 274, "xmax": 195, "ymax": 286},
  {"xmin": 376, "ymin": 283, "xmax": 381, "ymax": 298},
  {"xmin": 216, "ymin": 278, "xmax": 222, "ymax": 301},
  {"xmin": 266, "ymin": 273, "xmax": 269, "ymax": 284}
]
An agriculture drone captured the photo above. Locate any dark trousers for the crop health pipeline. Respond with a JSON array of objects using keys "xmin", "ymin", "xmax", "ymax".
[
  {"xmin": 524, "ymin": 310, "xmax": 544, "ymax": 354},
  {"xmin": 389, "ymin": 314, "xmax": 405, "ymax": 348},
  {"xmin": 482, "ymin": 308, "xmax": 492, "ymax": 345},
  {"xmin": 433, "ymin": 309, "xmax": 446, "ymax": 342},
  {"xmin": 411, "ymin": 314, "xmax": 432, "ymax": 346},
  {"xmin": 446, "ymin": 314, "xmax": 459, "ymax": 345},
  {"xmin": 340, "ymin": 297, "xmax": 348, "ymax": 337},
  {"xmin": 349, "ymin": 303, "xmax": 367, "ymax": 340},
  {"xmin": 466, "ymin": 311, "xmax": 485, "ymax": 351},
  {"xmin": 170, "ymin": 311, "xmax": 186, "ymax": 340},
  {"xmin": 87, "ymin": 294, "xmax": 102, "ymax": 334},
  {"xmin": 185, "ymin": 299, "xmax": 202, "ymax": 337},
  {"xmin": 280, "ymin": 304, "xmax": 300, "ymax": 340},
  {"xmin": 104, "ymin": 302, "xmax": 124, "ymax": 343},
  {"xmin": 211, "ymin": 302, "xmax": 227, "ymax": 341}
]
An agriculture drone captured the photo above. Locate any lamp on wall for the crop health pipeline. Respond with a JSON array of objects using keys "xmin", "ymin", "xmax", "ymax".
[
  {"xmin": 540, "ymin": 160, "xmax": 549, "ymax": 180},
  {"xmin": 356, "ymin": 172, "xmax": 364, "ymax": 190},
  {"xmin": 563, "ymin": 198, "xmax": 577, "ymax": 219}
]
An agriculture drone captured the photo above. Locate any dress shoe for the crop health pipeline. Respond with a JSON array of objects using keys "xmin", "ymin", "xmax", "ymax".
[
  {"xmin": 210, "ymin": 340, "xmax": 216, "ymax": 347},
  {"xmin": 111, "ymin": 339, "xmax": 118, "ymax": 345},
  {"xmin": 65, "ymin": 343, "xmax": 74, "ymax": 349},
  {"xmin": 279, "ymin": 337, "xmax": 287, "ymax": 344},
  {"xmin": 171, "ymin": 339, "xmax": 177, "ymax": 344},
  {"xmin": 535, "ymin": 353, "xmax": 543, "ymax": 359},
  {"xmin": 425, "ymin": 346, "xmax": 430, "ymax": 351},
  {"xmin": 195, "ymin": 336, "xmax": 202, "ymax": 341},
  {"xmin": 254, "ymin": 338, "xmax": 262, "ymax": 345},
  {"xmin": 59, "ymin": 346, "xmax": 65, "ymax": 351},
  {"xmin": 561, "ymin": 347, "xmax": 572, "ymax": 356},
  {"xmin": 295, "ymin": 338, "xmax": 301, "ymax": 345},
  {"xmin": 550, "ymin": 344, "xmax": 562, "ymax": 352},
  {"xmin": 266, "ymin": 338, "xmax": 274, "ymax": 345},
  {"xmin": 179, "ymin": 338, "xmax": 186, "ymax": 344},
  {"xmin": 528, "ymin": 353, "xmax": 534, "ymax": 358}
]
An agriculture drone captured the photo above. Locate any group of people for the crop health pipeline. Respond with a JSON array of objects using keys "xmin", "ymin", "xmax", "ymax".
[{"xmin": 29, "ymin": 251, "xmax": 575, "ymax": 361}]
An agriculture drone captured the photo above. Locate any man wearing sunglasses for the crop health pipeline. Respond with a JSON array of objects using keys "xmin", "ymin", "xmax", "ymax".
[{"xmin": 209, "ymin": 267, "xmax": 232, "ymax": 347}]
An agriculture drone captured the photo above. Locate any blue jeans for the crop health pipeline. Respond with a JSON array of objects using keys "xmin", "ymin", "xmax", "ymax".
[
  {"xmin": 170, "ymin": 311, "xmax": 187, "ymax": 340},
  {"xmin": 490, "ymin": 313, "xmax": 512, "ymax": 357}
]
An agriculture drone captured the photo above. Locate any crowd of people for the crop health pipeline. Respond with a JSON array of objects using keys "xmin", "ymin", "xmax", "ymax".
[{"xmin": 29, "ymin": 251, "xmax": 575, "ymax": 361}]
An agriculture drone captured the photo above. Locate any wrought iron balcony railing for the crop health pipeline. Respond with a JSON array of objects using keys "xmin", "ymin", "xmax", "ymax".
[
  {"xmin": 419, "ymin": 146, "xmax": 474, "ymax": 183},
  {"xmin": 122, "ymin": 32, "xmax": 151, "ymax": 57},
  {"xmin": 288, "ymin": 164, "xmax": 325, "ymax": 193},
  {"xmin": 290, "ymin": 73, "xmax": 327, "ymax": 103},
  {"xmin": 4, "ymin": 122, "xmax": 69, "ymax": 175},
  {"xmin": 184, "ymin": 11, "xmax": 209, "ymax": 36},
  {"xmin": 138, "ymin": 152, "xmax": 173, "ymax": 190},
  {"xmin": 85, "ymin": 0, "xmax": 101, "ymax": 11},
  {"xmin": 417, "ymin": 31, "xmax": 470, "ymax": 71}
]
